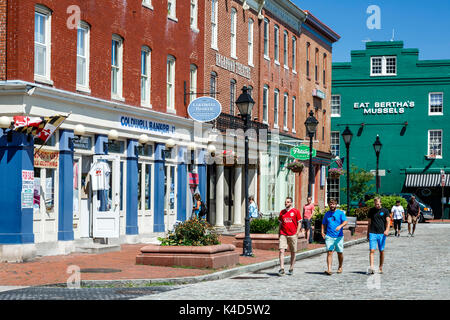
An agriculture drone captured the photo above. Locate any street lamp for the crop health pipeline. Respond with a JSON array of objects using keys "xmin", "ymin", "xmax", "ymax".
[
  {"xmin": 342, "ymin": 126, "xmax": 353, "ymax": 211},
  {"xmin": 373, "ymin": 135, "xmax": 382, "ymax": 194},
  {"xmin": 304, "ymin": 110, "xmax": 319, "ymax": 197},
  {"xmin": 235, "ymin": 86, "xmax": 255, "ymax": 257}
]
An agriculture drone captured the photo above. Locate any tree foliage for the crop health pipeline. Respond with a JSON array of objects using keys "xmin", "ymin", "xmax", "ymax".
[{"xmin": 341, "ymin": 164, "xmax": 375, "ymax": 202}]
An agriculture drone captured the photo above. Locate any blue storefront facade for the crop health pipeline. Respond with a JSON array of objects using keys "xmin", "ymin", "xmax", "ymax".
[{"xmin": 0, "ymin": 81, "xmax": 211, "ymax": 262}]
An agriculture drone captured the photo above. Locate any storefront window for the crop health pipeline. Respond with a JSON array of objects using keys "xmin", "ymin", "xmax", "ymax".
[
  {"xmin": 33, "ymin": 168, "xmax": 41, "ymax": 213},
  {"xmin": 145, "ymin": 164, "xmax": 152, "ymax": 210},
  {"xmin": 45, "ymin": 168, "xmax": 56, "ymax": 213},
  {"xmin": 73, "ymin": 159, "xmax": 80, "ymax": 214},
  {"xmin": 138, "ymin": 163, "xmax": 142, "ymax": 210}
]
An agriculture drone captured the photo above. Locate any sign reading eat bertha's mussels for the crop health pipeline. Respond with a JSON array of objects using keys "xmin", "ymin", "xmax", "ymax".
[{"xmin": 188, "ymin": 97, "xmax": 222, "ymax": 122}]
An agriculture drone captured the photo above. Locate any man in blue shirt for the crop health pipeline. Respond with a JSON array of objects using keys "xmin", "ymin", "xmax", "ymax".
[{"xmin": 321, "ymin": 199, "xmax": 348, "ymax": 275}]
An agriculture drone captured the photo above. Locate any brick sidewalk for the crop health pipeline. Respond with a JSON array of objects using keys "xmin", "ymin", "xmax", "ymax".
[{"xmin": 0, "ymin": 232, "xmax": 365, "ymax": 287}]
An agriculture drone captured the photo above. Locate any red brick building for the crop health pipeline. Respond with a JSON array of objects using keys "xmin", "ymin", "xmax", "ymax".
[{"xmin": 0, "ymin": 0, "xmax": 211, "ymax": 261}]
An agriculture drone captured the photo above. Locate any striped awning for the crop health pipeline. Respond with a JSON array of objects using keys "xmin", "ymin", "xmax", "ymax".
[{"xmin": 405, "ymin": 174, "xmax": 450, "ymax": 187}]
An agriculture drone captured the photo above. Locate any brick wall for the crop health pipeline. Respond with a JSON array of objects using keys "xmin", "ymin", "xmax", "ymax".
[
  {"xmin": 5, "ymin": 0, "xmax": 204, "ymax": 118},
  {"xmin": 0, "ymin": 0, "xmax": 7, "ymax": 80},
  {"xmin": 204, "ymin": 0, "xmax": 260, "ymax": 118}
]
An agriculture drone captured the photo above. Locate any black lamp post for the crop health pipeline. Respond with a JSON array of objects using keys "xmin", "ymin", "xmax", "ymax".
[
  {"xmin": 342, "ymin": 126, "xmax": 353, "ymax": 210},
  {"xmin": 304, "ymin": 110, "xmax": 319, "ymax": 197},
  {"xmin": 373, "ymin": 135, "xmax": 382, "ymax": 194},
  {"xmin": 236, "ymin": 86, "xmax": 255, "ymax": 257}
]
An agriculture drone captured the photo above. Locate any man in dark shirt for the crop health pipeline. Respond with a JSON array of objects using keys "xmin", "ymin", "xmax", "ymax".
[
  {"xmin": 406, "ymin": 196, "xmax": 420, "ymax": 237},
  {"xmin": 367, "ymin": 197, "xmax": 390, "ymax": 274}
]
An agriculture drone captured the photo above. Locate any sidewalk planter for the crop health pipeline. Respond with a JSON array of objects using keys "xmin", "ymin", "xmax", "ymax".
[
  {"xmin": 136, "ymin": 244, "xmax": 239, "ymax": 269},
  {"xmin": 233, "ymin": 233, "xmax": 308, "ymax": 252},
  {"xmin": 356, "ymin": 221, "xmax": 369, "ymax": 234}
]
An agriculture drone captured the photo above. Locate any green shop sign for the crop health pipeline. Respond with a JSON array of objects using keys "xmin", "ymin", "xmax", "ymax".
[{"xmin": 290, "ymin": 145, "xmax": 316, "ymax": 160}]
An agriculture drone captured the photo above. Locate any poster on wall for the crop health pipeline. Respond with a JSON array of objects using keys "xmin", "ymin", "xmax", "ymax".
[{"xmin": 21, "ymin": 170, "xmax": 34, "ymax": 209}]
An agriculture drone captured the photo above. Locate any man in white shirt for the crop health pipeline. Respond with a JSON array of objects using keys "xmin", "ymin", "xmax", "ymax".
[{"xmin": 391, "ymin": 200, "xmax": 405, "ymax": 237}]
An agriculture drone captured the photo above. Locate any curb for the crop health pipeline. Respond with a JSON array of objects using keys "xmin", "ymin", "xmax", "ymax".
[{"xmin": 66, "ymin": 236, "xmax": 370, "ymax": 288}]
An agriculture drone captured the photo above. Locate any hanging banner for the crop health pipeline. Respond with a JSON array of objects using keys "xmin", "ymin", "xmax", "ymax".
[{"xmin": 34, "ymin": 149, "xmax": 59, "ymax": 168}]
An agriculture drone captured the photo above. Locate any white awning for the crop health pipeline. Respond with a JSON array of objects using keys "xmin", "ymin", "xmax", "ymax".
[{"xmin": 405, "ymin": 174, "xmax": 450, "ymax": 187}]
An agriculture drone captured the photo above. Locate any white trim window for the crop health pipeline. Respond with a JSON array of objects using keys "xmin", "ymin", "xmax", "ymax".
[
  {"xmin": 167, "ymin": 55, "xmax": 176, "ymax": 111},
  {"xmin": 428, "ymin": 130, "xmax": 443, "ymax": 158},
  {"xmin": 211, "ymin": 0, "xmax": 218, "ymax": 49},
  {"xmin": 168, "ymin": 0, "xmax": 176, "ymax": 20},
  {"xmin": 190, "ymin": 0, "xmax": 198, "ymax": 31},
  {"xmin": 230, "ymin": 8, "xmax": 237, "ymax": 58},
  {"xmin": 34, "ymin": 5, "xmax": 52, "ymax": 84},
  {"xmin": 263, "ymin": 18, "xmax": 269, "ymax": 59},
  {"xmin": 283, "ymin": 92, "xmax": 288, "ymax": 131},
  {"xmin": 141, "ymin": 46, "xmax": 151, "ymax": 107},
  {"xmin": 331, "ymin": 131, "xmax": 340, "ymax": 157},
  {"xmin": 331, "ymin": 95, "xmax": 341, "ymax": 117},
  {"xmin": 283, "ymin": 30, "xmax": 288, "ymax": 69},
  {"xmin": 230, "ymin": 79, "xmax": 236, "ymax": 115},
  {"xmin": 263, "ymin": 85, "xmax": 269, "ymax": 123},
  {"xmin": 429, "ymin": 92, "xmax": 443, "ymax": 115},
  {"xmin": 292, "ymin": 37, "xmax": 297, "ymax": 72},
  {"xmin": 189, "ymin": 64, "xmax": 197, "ymax": 103},
  {"xmin": 327, "ymin": 177, "xmax": 340, "ymax": 204},
  {"xmin": 76, "ymin": 21, "xmax": 90, "ymax": 92},
  {"xmin": 292, "ymin": 96, "xmax": 296, "ymax": 132},
  {"xmin": 274, "ymin": 89, "xmax": 279, "ymax": 127},
  {"xmin": 111, "ymin": 34, "xmax": 124, "ymax": 100},
  {"xmin": 248, "ymin": 19, "xmax": 254, "ymax": 66},
  {"xmin": 371, "ymin": 56, "xmax": 397, "ymax": 76},
  {"xmin": 142, "ymin": 0, "xmax": 152, "ymax": 9},
  {"xmin": 210, "ymin": 71, "xmax": 217, "ymax": 99},
  {"xmin": 274, "ymin": 25, "xmax": 279, "ymax": 63}
]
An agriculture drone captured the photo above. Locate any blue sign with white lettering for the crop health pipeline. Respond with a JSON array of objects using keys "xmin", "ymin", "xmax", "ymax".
[{"xmin": 188, "ymin": 97, "xmax": 222, "ymax": 122}]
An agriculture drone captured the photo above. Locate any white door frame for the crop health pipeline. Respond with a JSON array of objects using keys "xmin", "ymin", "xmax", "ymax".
[{"xmin": 92, "ymin": 154, "xmax": 120, "ymax": 238}]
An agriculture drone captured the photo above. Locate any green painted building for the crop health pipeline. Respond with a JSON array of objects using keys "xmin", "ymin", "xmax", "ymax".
[{"xmin": 330, "ymin": 41, "xmax": 450, "ymax": 218}]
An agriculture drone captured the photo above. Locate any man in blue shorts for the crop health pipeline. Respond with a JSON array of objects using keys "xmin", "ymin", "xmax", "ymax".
[
  {"xmin": 321, "ymin": 199, "xmax": 348, "ymax": 275},
  {"xmin": 367, "ymin": 197, "xmax": 391, "ymax": 274}
]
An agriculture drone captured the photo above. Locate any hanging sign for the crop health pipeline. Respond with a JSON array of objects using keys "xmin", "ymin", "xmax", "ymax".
[
  {"xmin": 188, "ymin": 97, "xmax": 222, "ymax": 122},
  {"xmin": 290, "ymin": 145, "xmax": 316, "ymax": 160},
  {"xmin": 34, "ymin": 149, "xmax": 59, "ymax": 168},
  {"xmin": 441, "ymin": 169, "xmax": 446, "ymax": 187}
]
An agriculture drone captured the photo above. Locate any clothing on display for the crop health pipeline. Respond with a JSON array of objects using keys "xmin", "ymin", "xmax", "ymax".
[{"xmin": 88, "ymin": 161, "xmax": 111, "ymax": 191}]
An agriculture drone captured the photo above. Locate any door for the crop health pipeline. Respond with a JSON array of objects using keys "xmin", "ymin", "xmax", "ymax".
[
  {"xmin": 91, "ymin": 154, "xmax": 120, "ymax": 238},
  {"xmin": 164, "ymin": 164, "xmax": 177, "ymax": 231}
]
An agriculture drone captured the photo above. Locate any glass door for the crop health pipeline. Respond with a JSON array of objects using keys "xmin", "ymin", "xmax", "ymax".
[{"xmin": 91, "ymin": 155, "xmax": 120, "ymax": 238}]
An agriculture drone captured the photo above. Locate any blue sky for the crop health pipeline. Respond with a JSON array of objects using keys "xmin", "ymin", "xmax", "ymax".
[{"xmin": 291, "ymin": 0, "xmax": 450, "ymax": 62}]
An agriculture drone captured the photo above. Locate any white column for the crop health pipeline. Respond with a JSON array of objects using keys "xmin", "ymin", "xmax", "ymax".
[
  {"xmin": 215, "ymin": 165, "xmax": 225, "ymax": 227},
  {"xmin": 233, "ymin": 166, "xmax": 242, "ymax": 226}
]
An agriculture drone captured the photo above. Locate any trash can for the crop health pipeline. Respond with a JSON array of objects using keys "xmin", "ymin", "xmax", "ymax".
[{"xmin": 443, "ymin": 207, "xmax": 450, "ymax": 219}]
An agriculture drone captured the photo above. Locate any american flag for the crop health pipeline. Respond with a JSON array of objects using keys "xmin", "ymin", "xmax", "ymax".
[
  {"xmin": 335, "ymin": 156, "xmax": 345, "ymax": 168},
  {"xmin": 13, "ymin": 114, "xmax": 68, "ymax": 144}
]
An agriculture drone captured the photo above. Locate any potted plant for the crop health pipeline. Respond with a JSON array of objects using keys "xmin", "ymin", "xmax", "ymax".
[
  {"xmin": 328, "ymin": 167, "xmax": 344, "ymax": 179},
  {"xmin": 286, "ymin": 160, "xmax": 304, "ymax": 173}
]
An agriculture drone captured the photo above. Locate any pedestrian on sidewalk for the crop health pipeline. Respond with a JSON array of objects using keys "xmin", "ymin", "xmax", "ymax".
[
  {"xmin": 321, "ymin": 198, "xmax": 347, "ymax": 275},
  {"xmin": 406, "ymin": 196, "xmax": 420, "ymax": 237},
  {"xmin": 278, "ymin": 197, "xmax": 302, "ymax": 276},
  {"xmin": 249, "ymin": 196, "xmax": 259, "ymax": 221},
  {"xmin": 367, "ymin": 197, "xmax": 391, "ymax": 274},
  {"xmin": 192, "ymin": 193, "xmax": 202, "ymax": 219},
  {"xmin": 391, "ymin": 200, "xmax": 405, "ymax": 237},
  {"xmin": 302, "ymin": 196, "xmax": 315, "ymax": 244}
]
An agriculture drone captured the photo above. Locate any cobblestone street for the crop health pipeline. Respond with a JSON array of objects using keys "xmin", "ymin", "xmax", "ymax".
[{"xmin": 137, "ymin": 224, "xmax": 450, "ymax": 300}]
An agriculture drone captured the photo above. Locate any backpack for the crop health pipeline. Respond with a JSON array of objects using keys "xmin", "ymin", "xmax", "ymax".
[{"xmin": 200, "ymin": 201, "xmax": 208, "ymax": 217}]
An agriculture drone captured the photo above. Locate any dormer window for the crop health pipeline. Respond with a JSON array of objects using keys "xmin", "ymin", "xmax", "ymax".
[{"xmin": 371, "ymin": 56, "xmax": 397, "ymax": 76}]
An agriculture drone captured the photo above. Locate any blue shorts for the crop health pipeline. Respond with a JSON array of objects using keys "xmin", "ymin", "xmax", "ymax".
[
  {"xmin": 325, "ymin": 235, "xmax": 344, "ymax": 253},
  {"xmin": 369, "ymin": 233, "xmax": 386, "ymax": 251}
]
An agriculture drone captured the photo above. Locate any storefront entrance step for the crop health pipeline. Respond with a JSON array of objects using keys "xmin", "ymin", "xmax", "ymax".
[{"xmin": 75, "ymin": 244, "xmax": 121, "ymax": 254}]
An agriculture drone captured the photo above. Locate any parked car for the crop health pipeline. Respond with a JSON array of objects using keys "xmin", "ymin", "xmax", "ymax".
[{"xmin": 384, "ymin": 193, "xmax": 434, "ymax": 223}]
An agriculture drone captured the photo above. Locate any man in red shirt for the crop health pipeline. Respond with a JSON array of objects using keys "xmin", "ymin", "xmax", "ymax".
[{"xmin": 278, "ymin": 197, "xmax": 302, "ymax": 276}]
